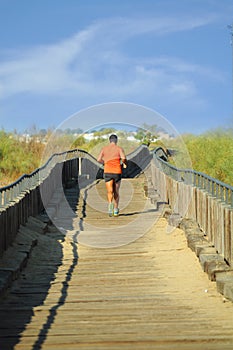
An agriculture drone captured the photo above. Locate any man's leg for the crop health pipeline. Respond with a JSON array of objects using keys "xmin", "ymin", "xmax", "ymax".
[
  {"xmin": 105, "ymin": 179, "xmax": 114, "ymax": 203},
  {"xmin": 113, "ymin": 180, "xmax": 121, "ymax": 209},
  {"xmin": 105, "ymin": 179, "xmax": 115, "ymax": 216}
]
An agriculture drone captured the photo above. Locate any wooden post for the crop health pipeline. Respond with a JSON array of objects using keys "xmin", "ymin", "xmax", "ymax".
[
  {"xmin": 231, "ymin": 209, "xmax": 233, "ymax": 267},
  {"xmin": 79, "ymin": 157, "xmax": 82, "ymax": 176},
  {"xmin": 224, "ymin": 206, "xmax": 232, "ymax": 265}
]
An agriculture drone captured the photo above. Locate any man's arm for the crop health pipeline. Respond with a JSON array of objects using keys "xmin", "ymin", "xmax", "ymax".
[
  {"xmin": 120, "ymin": 148, "xmax": 127, "ymax": 168},
  {"xmin": 97, "ymin": 150, "xmax": 104, "ymax": 164}
]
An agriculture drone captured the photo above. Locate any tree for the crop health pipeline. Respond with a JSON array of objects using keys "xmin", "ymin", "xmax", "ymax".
[{"xmin": 135, "ymin": 124, "xmax": 158, "ymax": 146}]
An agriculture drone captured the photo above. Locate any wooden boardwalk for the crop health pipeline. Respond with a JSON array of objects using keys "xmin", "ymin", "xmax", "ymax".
[{"xmin": 1, "ymin": 174, "xmax": 233, "ymax": 349}]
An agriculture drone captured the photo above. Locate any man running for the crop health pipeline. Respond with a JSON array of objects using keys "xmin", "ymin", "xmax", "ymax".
[{"xmin": 97, "ymin": 134, "xmax": 127, "ymax": 217}]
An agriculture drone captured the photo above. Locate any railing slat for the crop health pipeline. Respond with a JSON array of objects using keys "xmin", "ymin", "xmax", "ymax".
[{"xmin": 152, "ymin": 148, "xmax": 233, "ymax": 266}]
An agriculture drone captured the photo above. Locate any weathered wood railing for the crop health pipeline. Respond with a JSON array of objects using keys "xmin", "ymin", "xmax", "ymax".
[
  {"xmin": 0, "ymin": 145, "xmax": 150, "ymax": 257},
  {"xmin": 3, "ymin": 142, "xmax": 231, "ymax": 266},
  {"xmin": 0, "ymin": 149, "xmax": 76, "ymax": 256},
  {"xmin": 151, "ymin": 147, "xmax": 233, "ymax": 266}
]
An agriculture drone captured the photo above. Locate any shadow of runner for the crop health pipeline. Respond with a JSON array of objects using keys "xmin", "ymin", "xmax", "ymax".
[
  {"xmin": 119, "ymin": 201, "xmax": 167, "ymax": 217},
  {"xmin": 119, "ymin": 208, "xmax": 158, "ymax": 217}
]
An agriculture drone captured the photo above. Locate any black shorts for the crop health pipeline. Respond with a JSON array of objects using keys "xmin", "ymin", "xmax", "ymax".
[{"xmin": 104, "ymin": 173, "xmax": 122, "ymax": 183}]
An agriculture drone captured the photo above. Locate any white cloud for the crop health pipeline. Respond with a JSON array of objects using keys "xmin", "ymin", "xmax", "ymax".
[
  {"xmin": 0, "ymin": 14, "xmax": 220, "ymax": 102},
  {"xmin": 169, "ymin": 82, "xmax": 196, "ymax": 95}
]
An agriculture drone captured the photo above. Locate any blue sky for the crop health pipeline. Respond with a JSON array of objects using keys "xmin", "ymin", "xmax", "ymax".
[{"xmin": 0, "ymin": 0, "xmax": 233, "ymax": 135}]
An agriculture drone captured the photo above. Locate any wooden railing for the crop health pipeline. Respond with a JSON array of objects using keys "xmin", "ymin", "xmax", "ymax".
[
  {"xmin": 0, "ymin": 141, "xmax": 233, "ymax": 266},
  {"xmin": 0, "ymin": 145, "xmax": 150, "ymax": 257},
  {"xmin": 151, "ymin": 148, "xmax": 233, "ymax": 266},
  {"xmin": 0, "ymin": 149, "xmax": 80, "ymax": 256},
  {"xmin": 3, "ymin": 143, "xmax": 231, "ymax": 267}
]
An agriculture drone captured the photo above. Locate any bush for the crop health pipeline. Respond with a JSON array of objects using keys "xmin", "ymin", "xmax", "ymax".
[
  {"xmin": 0, "ymin": 131, "xmax": 45, "ymax": 186},
  {"xmin": 183, "ymin": 129, "xmax": 233, "ymax": 186}
]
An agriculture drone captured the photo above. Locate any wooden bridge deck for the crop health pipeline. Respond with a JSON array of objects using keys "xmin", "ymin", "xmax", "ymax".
[{"xmin": 1, "ymin": 174, "xmax": 233, "ymax": 349}]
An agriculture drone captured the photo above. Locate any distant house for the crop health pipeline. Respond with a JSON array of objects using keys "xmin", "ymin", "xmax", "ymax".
[{"xmin": 126, "ymin": 135, "xmax": 140, "ymax": 142}]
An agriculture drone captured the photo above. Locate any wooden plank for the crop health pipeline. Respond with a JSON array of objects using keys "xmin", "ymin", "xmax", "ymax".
[{"xmin": 0, "ymin": 175, "xmax": 233, "ymax": 350}]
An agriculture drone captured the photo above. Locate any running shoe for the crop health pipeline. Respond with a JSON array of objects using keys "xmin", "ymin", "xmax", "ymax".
[
  {"xmin": 113, "ymin": 208, "xmax": 119, "ymax": 217},
  {"xmin": 108, "ymin": 203, "xmax": 114, "ymax": 217}
]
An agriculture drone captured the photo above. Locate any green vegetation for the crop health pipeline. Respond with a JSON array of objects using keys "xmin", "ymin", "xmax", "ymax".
[
  {"xmin": 182, "ymin": 129, "xmax": 233, "ymax": 186},
  {"xmin": 1, "ymin": 126, "xmax": 233, "ymax": 188},
  {"xmin": 0, "ymin": 130, "xmax": 45, "ymax": 187},
  {"xmin": 0, "ymin": 128, "xmax": 139, "ymax": 187}
]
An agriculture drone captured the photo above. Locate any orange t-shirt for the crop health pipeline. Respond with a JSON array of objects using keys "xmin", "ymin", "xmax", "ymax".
[{"xmin": 98, "ymin": 143, "xmax": 125, "ymax": 174}]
